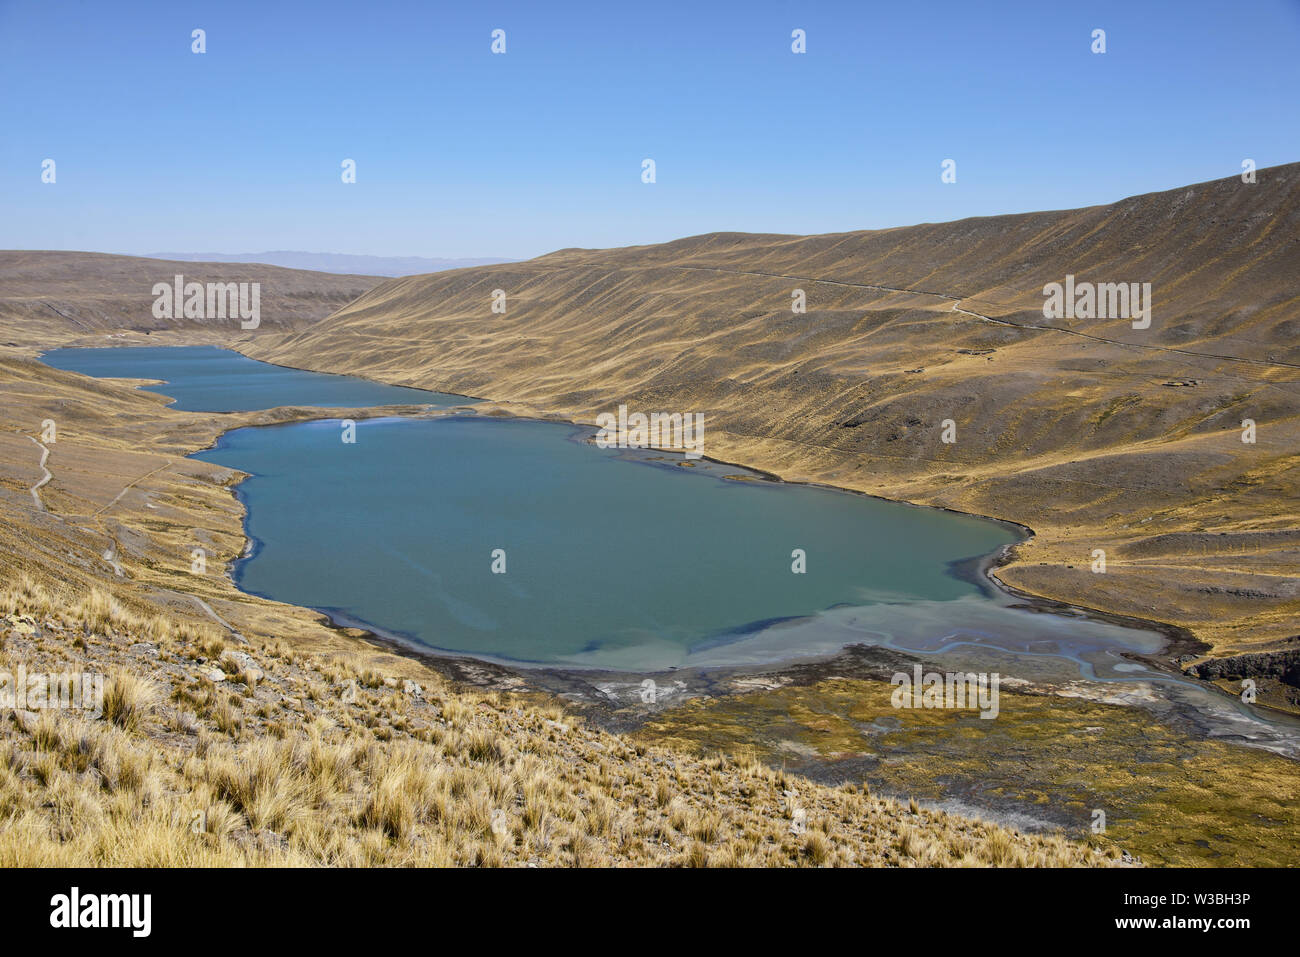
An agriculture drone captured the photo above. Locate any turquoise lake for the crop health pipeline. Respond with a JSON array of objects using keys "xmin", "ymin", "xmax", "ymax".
[
  {"xmin": 193, "ymin": 415, "xmax": 1026, "ymax": 667},
  {"xmin": 41, "ymin": 345, "xmax": 1179, "ymax": 673}
]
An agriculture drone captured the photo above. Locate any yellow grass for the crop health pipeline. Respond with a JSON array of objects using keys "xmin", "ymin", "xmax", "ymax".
[{"xmin": 0, "ymin": 580, "xmax": 1112, "ymax": 867}]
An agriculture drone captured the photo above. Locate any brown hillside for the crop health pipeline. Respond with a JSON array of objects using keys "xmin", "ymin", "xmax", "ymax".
[
  {"xmin": 0, "ymin": 250, "xmax": 383, "ymax": 337},
  {"xmin": 233, "ymin": 166, "xmax": 1300, "ymax": 663}
]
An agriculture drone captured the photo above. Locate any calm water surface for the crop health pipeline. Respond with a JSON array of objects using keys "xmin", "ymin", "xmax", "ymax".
[{"xmin": 193, "ymin": 415, "xmax": 1030, "ymax": 668}]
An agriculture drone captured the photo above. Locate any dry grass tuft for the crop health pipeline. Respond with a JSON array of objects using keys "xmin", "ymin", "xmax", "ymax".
[{"xmin": 103, "ymin": 672, "xmax": 157, "ymax": 732}]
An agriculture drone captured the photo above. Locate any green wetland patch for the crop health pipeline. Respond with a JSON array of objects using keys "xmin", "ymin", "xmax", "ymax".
[{"xmin": 639, "ymin": 677, "xmax": 1300, "ymax": 866}]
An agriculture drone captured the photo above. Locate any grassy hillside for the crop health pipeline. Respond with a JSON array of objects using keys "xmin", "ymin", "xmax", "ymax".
[
  {"xmin": 0, "ymin": 576, "xmax": 1106, "ymax": 867},
  {"xmin": 0, "ymin": 351, "xmax": 1106, "ymax": 865}
]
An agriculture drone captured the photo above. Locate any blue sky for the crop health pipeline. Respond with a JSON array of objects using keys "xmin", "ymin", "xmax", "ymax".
[{"xmin": 2, "ymin": 0, "xmax": 1298, "ymax": 260}]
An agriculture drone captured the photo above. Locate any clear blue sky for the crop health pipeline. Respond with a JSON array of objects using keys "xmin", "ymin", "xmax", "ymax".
[{"xmin": 2, "ymin": 0, "xmax": 1298, "ymax": 260}]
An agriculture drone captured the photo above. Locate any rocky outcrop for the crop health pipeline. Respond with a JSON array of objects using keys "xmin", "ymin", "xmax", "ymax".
[{"xmin": 1190, "ymin": 645, "xmax": 1300, "ymax": 687}]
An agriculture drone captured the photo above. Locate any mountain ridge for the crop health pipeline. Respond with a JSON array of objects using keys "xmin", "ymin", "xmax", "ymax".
[{"xmin": 146, "ymin": 251, "xmax": 515, "ymax": 277}]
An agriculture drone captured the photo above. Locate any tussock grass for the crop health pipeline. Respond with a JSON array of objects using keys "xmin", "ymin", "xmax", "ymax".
[
  {"xmin": 103, "ymin": 672, "xmax": 157, "ymax": 732},
  {"xmin": 0, "ymin": 575, "xmax": 1113, "ymax": 868}
]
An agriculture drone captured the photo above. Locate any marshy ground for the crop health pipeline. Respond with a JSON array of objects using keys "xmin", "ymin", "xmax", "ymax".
[{"xmin": 634, "ymin": 672, "xmax": 1300, "ymax": 867}]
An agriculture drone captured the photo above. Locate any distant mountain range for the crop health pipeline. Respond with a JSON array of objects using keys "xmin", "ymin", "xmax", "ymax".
[{"xmin": 146, "ymin": 251, "xmax": 514, "ymax": 277}]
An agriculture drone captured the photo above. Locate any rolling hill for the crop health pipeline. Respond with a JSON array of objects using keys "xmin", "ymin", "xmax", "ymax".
[
  {"xmin": 231, "ymin": 165, "xmax": 1300, "ymax": 674},
  {"xmin": 3, "ymin": 167, "xmax": 1296, "ymax": 683},
  {"xmin": 0, "ymin": 251, "xmax": 384, "ymax": 338}
]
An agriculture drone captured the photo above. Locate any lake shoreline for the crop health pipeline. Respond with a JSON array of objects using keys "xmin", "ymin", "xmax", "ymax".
[
  {"xmin": 19, "ymin": 334, "xmax": 1300, "ymax": 868},
  {"xmin": 205, "ymin": 406, "xmax": 1208, "ymax": 680},
  {"xmin": 32, "ymin": 339, "xmax": 1233, "ymax": 715},
  {"xmin": 221, "ymin": 341, "xmax": 1216, "ymax": 672}
]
